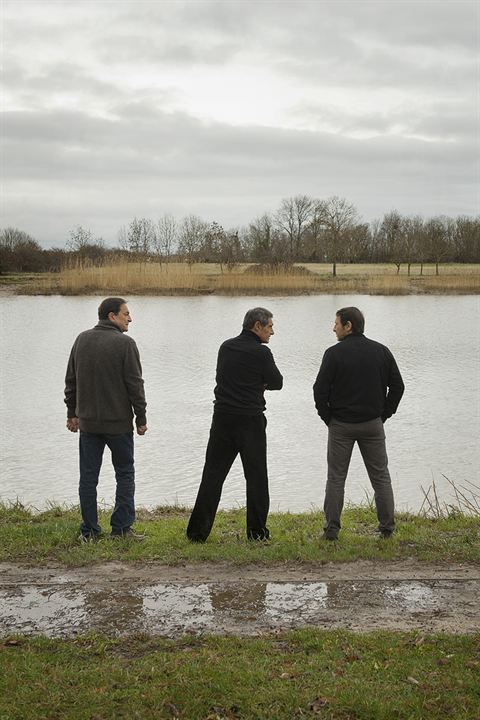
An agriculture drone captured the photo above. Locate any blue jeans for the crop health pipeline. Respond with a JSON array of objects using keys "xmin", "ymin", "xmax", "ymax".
[{"xmin": 79, "ymin": 431, "xmax": 135, "ymax": 536}]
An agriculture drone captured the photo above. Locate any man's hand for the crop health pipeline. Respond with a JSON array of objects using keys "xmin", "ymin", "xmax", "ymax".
[
  {"xmin": 137, "ymin": 425, "xmax": 147, "ymax": 436},
  {"xmin": 66, "ymin": 417, "xmax": 79, "ymax": 433}
]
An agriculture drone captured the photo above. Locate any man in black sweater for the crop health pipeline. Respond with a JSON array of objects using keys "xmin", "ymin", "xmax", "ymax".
[
  {"xmin": 65, "ymin": 297, "xmax": 147, "ymax": 542},
  {"xmin": 187, "ymin": 307, "xmax": 283, "ymax": 542},
  {"xmin": 313, "ymin": 306, "xmax": 404, "ymax": 540}
]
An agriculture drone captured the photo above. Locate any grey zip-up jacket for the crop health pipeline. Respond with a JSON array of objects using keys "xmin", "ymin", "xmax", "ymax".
[{"xmin": 64, "ymin": 320, "xmax": 147, "ymax": 434}]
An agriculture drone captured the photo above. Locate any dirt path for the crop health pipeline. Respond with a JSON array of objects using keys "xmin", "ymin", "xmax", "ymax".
[{"xmin": 1, "ymin": 560, "xmax": 479, "ymax": 637}]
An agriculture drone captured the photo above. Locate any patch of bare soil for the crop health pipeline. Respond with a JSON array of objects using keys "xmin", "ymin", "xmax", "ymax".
[{"xmin": 1, "ymin": 560, "xmax": 479, "ymax": 637}]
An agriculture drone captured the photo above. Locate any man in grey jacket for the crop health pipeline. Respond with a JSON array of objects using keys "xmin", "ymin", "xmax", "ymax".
[{"xmin": 65, "ymin": 297, "xmax": 147, "ymax": 542}]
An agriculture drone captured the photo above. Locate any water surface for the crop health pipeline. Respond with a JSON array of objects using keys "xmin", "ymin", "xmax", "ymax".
[{"xmin": 0, "ymin": 294, "xmax": 478, "ymax": 513}]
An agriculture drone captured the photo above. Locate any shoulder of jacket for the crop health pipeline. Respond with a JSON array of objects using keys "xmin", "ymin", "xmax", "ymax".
[
  {"xmin": 121, "ymin": 334, "xmax": 139, "ymax": 349},
  {"xmin": 366, "ymin": 337, "xmax": 390, "ymax": 352},
  {"xmin": 323, "ymin": 342, "xmax": 339, "ymax": 357}
]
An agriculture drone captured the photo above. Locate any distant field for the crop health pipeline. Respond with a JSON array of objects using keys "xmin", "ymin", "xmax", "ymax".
[{"xmin": 3, "ymin": 262, "xmax": 479, "ymax": 295}]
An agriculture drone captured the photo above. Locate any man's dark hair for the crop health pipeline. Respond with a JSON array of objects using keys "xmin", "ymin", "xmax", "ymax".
[
  {"xmin": 98, "ymin": 297, "xmax": 127, "ymax": 320},
  {"xmin": 336, "ymin": 306, "xmax": 365, "ymax": 334},
  {"xmin": 242, "ymin": 307, "xmax": 273, "ymax": 330}
]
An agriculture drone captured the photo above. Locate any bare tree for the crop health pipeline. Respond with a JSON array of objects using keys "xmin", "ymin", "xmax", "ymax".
[
  {"xmin": 0, "ymin": 227, "xmax": 43, "ymax": 272},
  {"xmin": 320, "ymin": 196, "xmax": 361, "ymax": 276},
  {"xmin": 424, "ymin": 216, "xmax": 450, "ymax": 275},
  {"xmin": 345, "ymin": 223, "xmax": 370, "ymax": 262},
  {"xmin": 302, "ymin": 200, "xmax": 328, "ymax": 261},
  {"xmin": 127, "ymin": 217, "xmax": 155, "ymax": 256},
  {"xmin": 367, "ymin": 218, "xmax": 384, "ymax": 262},
  {"xmin": 247, "ymin": 213, "xmax": 291, "ymax": 267},
  {"xmin": 380, "ymin": 211, "xmax": 405, "ymax": 274},
  {"xmin": 275, "ymin": 195, "xmax": 314, "ymax": 261},
  {"xmin": 67, "ymin": 225, "xmax": 94, "ymax": 252},
  {"xmin": 154, "ymin": 213, "xmax": 178, "ymax": 265},
  {"xmin": 247, "ymin": 214, "xmax": 274, "ymax": 264},
  {"xmin": 178, "ymin": 214, "xmax": 207, "ymax": 267},
  {"xmin": 201, "ymin": 221, "xmax": 225, "ymax": 263},
  {"xmin": 117, "ymin": 225, "xmax": 129, "ymax": 251},
  {"xmin": 222, "ymin": 228, "xmax": 243, "ymax": 271},
  {"xmin": 402, "ymin": 215, "xmax": 423, "ymax": 275},
  {"xmin": 453, "ymin": 216, "xmax": 480, "ymax": 262}
]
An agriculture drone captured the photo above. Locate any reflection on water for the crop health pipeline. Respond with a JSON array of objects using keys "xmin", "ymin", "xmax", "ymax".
[
  {"xmin": 1, "ymin": 294, "xmax": 479, "ymax": 512},
  {"xmin": 1, "ymin": 579, "xmax": 477, "ymax": 637}
]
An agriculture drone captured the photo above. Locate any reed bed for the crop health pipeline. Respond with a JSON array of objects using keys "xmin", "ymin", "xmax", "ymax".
[{"xmin": 23, "ymin": 261, "xmax": 480, "ymax": 295}]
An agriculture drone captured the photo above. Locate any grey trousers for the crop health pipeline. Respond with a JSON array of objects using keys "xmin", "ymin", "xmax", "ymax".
[{"xmin": 325, "ymin": 417, "xmax": 395, "ymax": 534}]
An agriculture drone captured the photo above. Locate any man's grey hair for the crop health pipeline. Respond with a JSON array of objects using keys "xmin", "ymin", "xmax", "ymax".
[{"xmin": 242, "ymin": 307, "xmax": 273, "ymax": 330}]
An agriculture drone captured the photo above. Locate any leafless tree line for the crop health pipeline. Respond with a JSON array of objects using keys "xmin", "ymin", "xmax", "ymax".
[{"xmin": 1, "ymin": 195, "xmax": 479, "ymax": 274}]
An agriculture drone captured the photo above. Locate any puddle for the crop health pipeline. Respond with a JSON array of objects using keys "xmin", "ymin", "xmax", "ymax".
[{"xmin": 1, "ymin": 579, "xmax": 478, "ymax": 636}]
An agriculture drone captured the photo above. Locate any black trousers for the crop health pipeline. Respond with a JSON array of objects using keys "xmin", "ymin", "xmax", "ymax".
[{"xmin": 187, "ymin": 412, "xmax": 270, "ymax": 541}]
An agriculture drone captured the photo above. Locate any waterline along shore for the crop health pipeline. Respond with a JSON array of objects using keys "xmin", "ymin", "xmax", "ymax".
[{"xmin": 2, "ymin": 262, "xmax": 480, "ymax": 295}]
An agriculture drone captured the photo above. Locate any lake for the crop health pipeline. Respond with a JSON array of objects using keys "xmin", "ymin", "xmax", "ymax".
[{"xmin": 0, "ymin": 294, "xmax": 478, "ymax": 514}]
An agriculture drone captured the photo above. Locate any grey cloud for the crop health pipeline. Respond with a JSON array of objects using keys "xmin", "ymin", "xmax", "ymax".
[
  {"xmin": 93, "ymin": 0, "xmax": 252, "ymax": 65},
  {"xmin": 3, "ymin": 104, "xmax": 477, "ymax": 247},
  {"xmin": 2, "ymin": 1, "xmax": 478, "ymax": 246},
  {"xmin": 95, "ymin": 34, "xmax": 241, "ymax": 66},
  {"xmin": 292, "ymin": 99, "xmax": 478, "ymax": 144},
  {"xmin": 251, "ymin": 0, "xmax": 478, "ymax": 52}
]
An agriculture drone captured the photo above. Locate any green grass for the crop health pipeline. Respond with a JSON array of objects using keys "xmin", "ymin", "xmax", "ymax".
[
  {"xmin": 1, "ymin": 631, "xmax": 479, "ymax": 719},
  {"xmin": 1, "ymin": 501, "xmax": 479, "ymax": 718},
  {"xmin": 0, "ymin": 502, "xmax": 478, "ymax": 566}
]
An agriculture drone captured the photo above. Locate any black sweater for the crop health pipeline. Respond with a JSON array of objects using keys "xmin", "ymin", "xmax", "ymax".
[
  {"xmin": 313, "ymin": 333, "xmax": 404, "ymax": 425},
  {"xmin": 213, "ymin": 329, "xmax": 283, "ymax": 414}
]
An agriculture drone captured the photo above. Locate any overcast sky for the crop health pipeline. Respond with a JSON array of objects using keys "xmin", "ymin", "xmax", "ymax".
[{"xmin": 2, "ymin": 0, "xmax": 479, "ymax": 247}]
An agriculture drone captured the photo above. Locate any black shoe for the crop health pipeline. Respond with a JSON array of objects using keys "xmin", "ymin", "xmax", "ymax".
[
  {"xmin": 78, "ymin": 532, "xmax": 100, "ymax": 544},
  {"xmin": 187, "ymin": 534, "xmax": 207, "ymax": 543},
  {"xmin": 375, "ymin": 529, "xmax": 393, "ymax": 539},
  {"xmin": 247, "ymin": 528, "xmax": 270, "ymax": 541},
  {"xmin": 322, "ymin": 530, "xmax": 339, "ymax": 541}
]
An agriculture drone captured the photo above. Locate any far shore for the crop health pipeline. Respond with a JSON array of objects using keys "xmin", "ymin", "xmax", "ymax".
[{"xmin": 1, "ymin": 262, "xmax": 479, "ymax": 296}]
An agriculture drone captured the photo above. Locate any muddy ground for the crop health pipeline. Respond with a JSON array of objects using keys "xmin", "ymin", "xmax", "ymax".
[{"xmin": 1, "ymin": 559, "xmax": 479, "ymax": 637}]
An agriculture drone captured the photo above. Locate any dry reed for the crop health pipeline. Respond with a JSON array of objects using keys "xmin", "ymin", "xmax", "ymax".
[
  {"xmin": 23, "ymin": 260, "xmax": 480, "ymax": 296},
  {"xmin": 419, "ymin": 476, "xmax": 480, "ymax": 518}
]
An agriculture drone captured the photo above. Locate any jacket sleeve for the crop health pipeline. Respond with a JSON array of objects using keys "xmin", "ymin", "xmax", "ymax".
[
  {"xmin": 124, "ymin": 340, "xmax": 147, "ymax": 426},
  {"xmin": 313, "ymin": 349, "xmax": 334, "ymax": 425},
  {"xmin": 64, "ymin": 343, "xmax": 77, "ymax": 418},
  {"xmin": 382, "ymin": 353, "xmax": 405, "ymax": 421},
  {"xmin": 263, "ymin": 348, "xmax": 283, "ymax": 390}
]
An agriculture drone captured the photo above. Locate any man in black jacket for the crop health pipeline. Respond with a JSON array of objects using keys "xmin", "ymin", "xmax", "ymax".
[
  {"xmin": 65, "ymin": 297, "xmax": 147, "ymax": 542},
  {"xmin": 187, "ymin": 307, "xmax": 283, "ymax": 543},
  {"xmin": 313, "ymin": 306, "xmax": 404, "ymax": 540}
]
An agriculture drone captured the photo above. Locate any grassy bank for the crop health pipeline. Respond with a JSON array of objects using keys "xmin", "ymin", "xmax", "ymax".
[
  {"xmin": 2, "ymin": 501, "xmax": 479, "ymax": 719},
  {"xmin": 1, "ymin": 631, "xmax": 479, "ymax": 719},
  {"xmin": 4, "ymin": 262, "xmax": 480, "ymax": 295},
  {"xmin": 1, "ymin": 503, "xmax": 478, "ymax": 566}
]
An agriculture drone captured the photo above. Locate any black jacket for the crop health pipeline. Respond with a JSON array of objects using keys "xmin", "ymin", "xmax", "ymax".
[
  {"xmin": 213, "ymin": 329, "xmax": 283, "ymax": 414},
  {"xmin": 313, "ymin": 333, "xmax": 404, "ymax": 425}
]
